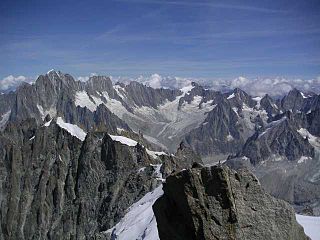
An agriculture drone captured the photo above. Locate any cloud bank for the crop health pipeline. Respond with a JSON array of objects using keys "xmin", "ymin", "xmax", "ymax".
[
  {"xmin": 112, "ymin": 74, "xmax": 320, "ymax": 97},
  {"xmin": 2, "ymin": 71, "xmax": 320, "ymax": 97},
  {"xmin": 0, "ymin": 75, "xmax": 34, "ymax": 92},
  {"xmin": 227, "ymin": 76, "xmax": 320, "ymax": 97}
]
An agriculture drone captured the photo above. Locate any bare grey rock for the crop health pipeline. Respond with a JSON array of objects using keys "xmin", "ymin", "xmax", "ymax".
[
  {"xmin": 153, "ymin": 165, "xmax": 309, "ymax": 240},
  {"xmin": 0, "ymin": 119, "xmax": 160, "ymax": 239}
]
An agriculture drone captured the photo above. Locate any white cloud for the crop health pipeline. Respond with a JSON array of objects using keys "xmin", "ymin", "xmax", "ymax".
[
  {"xmin": 223, "ymin": 76, "xmax": 320, "ymax": 97},
  {"xmin": 146, "ymin": 73, "xmax": 162, "ymax": 88},
  {"xmin": 126, "ymin": 74, "xmax": 320, "ymax": 97},
  {"xmin": 230, "ymin": 76, "xmax": 249, "ymax": 88},
  {"xmin": 0, "ymin": 75, "xmax": 33, "ymax": 92},
  {"xmin": 2, "ymin": 72, "xmax": 320, "ymax": 97},
  {"xmin": 127, "ymin": 74, "xmax": 192, "ymax": 89},
  {"xmin": 77, "ymin": 73, "xmax": 98, "ymax": 82},
  {"xmin": 109, "ymin": 74, "xmax": 192, "ymax": 89}
]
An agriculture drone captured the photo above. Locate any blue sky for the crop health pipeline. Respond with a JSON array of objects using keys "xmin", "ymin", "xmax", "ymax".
[{"xmin": 0, "ymin": 0, "xmax": 319, "ymax": 80}]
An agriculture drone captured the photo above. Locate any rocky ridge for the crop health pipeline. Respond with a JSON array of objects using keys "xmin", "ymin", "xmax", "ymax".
[{"xmin": 153, "ymin": 165, "xmax": 310, "ymax": 240}]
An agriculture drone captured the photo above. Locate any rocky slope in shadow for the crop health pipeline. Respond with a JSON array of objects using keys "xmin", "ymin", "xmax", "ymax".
[{"xmin": 0, "ymin": 119, "xmax": 162, "ymax": 239}]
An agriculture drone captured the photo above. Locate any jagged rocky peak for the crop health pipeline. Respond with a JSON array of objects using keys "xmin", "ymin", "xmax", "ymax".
[
  {"xmin": 281, "ymin": 88, "xmax": 305, "ymax": 111},
  {"xmin": 237, "ymin": 117, "xmax": 314, "ymax": 165},
  {"xmin": 226, "ymin": 87, "xmax": 256, "ymax": 108},
  {"xmin": 178, "ymin": 81, "xmax": 222, "ymax": 108},
  {"xmin": 35, "ymin": 69, "xmax": 79, "ymax": 93},
  {"xmin": 153, "ymin": 165, "xmax": 309, "ymax": 240},
  {"xmin": 124, "ymin": 80, "xmax": 179, "ymax": 108},
  {"xmin": 85, "ymin": 75, "xmax": 113, "ymax": 93},
  {"xmin": 184, "ymin": 98, "xmax": 243, "ymax": 163},
  {"xmin": 260, "ymin": 94, "xmax": 280, "ymax": 115},
  {"xmin": 175, "ymin": 141, "xmax": 203, "ymax": 165}
]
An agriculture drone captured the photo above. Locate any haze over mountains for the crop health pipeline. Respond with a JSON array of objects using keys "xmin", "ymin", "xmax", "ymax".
[{"xmin": 0, "ymin": 70, "xmax": 319, "ymax": 239}]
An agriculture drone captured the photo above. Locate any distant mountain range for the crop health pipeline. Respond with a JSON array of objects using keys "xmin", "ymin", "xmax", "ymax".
[{"xmin": 0, "ymin": 70, "xmax": 319, "ymax": 239}]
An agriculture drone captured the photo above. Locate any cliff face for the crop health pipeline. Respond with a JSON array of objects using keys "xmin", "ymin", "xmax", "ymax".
[
  {"xmin": 0, "ymin": 120, "xmax": 160, "ymax": 240},
  {"xmin": 153, "ymin": 166, "xmax": 309, "ymax": 240}
]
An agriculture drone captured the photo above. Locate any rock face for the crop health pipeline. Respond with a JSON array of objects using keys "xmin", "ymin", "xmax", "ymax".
[
  {"xmin": 153, "ymin": 166, "xmax": 309, "ymax": 240},
  {"xmin": 238, "ymin": 117, "xmax": 314, "ymax": 165},
  {"xmin": 160, "ymin": 141, "xmax": 203, "ymax": 178},
  {"xmin": 0, "ymin": 119, "xmax": 161, "ymax": 239},
  {"xmin": 185, "ymin": 99, "xmax": 244, "ymax": 162},
  {"xmin": 281, "ymin": 88, "xmax": 305, "ymax": 112}
]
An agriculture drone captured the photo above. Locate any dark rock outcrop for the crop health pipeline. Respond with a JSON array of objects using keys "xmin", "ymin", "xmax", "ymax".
[
  {"xmin": 153, "ymin": 166, "xmax": 309, "ymax": 240},
  {"xmin": 281, "ymin": 88, "xmax": 305, "ymax": 112},
  {"xmin": 0, "ymin": 119, "xmax": 161, "ymax": 239},
  {"xmin": 160, "ymin": 141, "xmax": 203, "ymax": 178}
]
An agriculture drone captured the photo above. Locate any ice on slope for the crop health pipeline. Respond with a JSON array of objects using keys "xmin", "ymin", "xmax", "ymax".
[
  {"xmin": 300, "ymin": 92, "xmax": 308, "ymax": 99},
  {"xmin": 101, "ymin": 91, "xmax": 129, "ymax": 118},
  {"xmin": 234, "ymin": 104, "xmax": 268, "ymax": 139},
  {"xmin": 75, "ymin": 90, "xmax": 129, "ymax": 118},
  {"xmin": 73, "ymin": 84, "xmax": 216, "ymax": 152},
  {"xmin": 75, "ymin": 91, "xmax": 98, "ymax": 111},
  {"xmin": 0, "ymin": 110, "xmax": 11, "ymax": 129},
  {"xmin": 56, "ymin": 117, "xmax": 87, "ymax": 141},
  {"xmin": 37, "ymin": 104, "xmax": 57, "ymax": 120},
  {"xmin": 132, "ymin": 86, "xmax": 215, "ymax": 151},
  {"xmin": 297, "ymin": 128, "xmax": 320, "ymax": 148},
  {"xmin": 109, "ymin": 135, "xmax": 138, "ymax": 147},
  {"xmin": 73, "ymin": 84, "xmax": 219, "ymax": 153},
  {"xmin": 227, "ymin": 92, "xmax": 235, "ymax": 99},
  {"xmin": 297, "ymin": 156, "xmax": 311, "ymax": 164},
  {"xmin": 44, "ymin": 119, "xmax": 52, "ymax": 127},
  {"xmin": 109, "ymin": 134, "xmax": 167, "ymax": 159},
  {"xmin": 114, "ymin": 85, "xmax": 127, "ymax": 99},
  {"xmin": 296, "ymin": 214, "xmax": 320, "ymax": 240},
  {"xmin": 146, "ymin": 149, "xmax": 167, "ymax": 159},
  {"xmin": 106, "ymin": 185, "xmax": 163, "ymax": 240}
]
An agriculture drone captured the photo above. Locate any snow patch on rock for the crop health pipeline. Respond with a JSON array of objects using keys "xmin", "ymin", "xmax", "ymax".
[
  {"xmin": 56, "ymin": 117, "xmax": 87, "ymax": 141},
  {"xmin": 106, "ymin": 185, "xmax": 163, "ymax": 240},
  {"xmin": 296, "ymin": 214, "xmax": 320, "ymax": 240},
  {"xmin": 146, "ymin": 149, "xmax": 167, "ymax": 159},
  {"xmin": 75, "ymin": 91, "xmax": 97, "ymax": 112},
  {"xmin": 44, "ymin": 119, "xmax": 52, "ymax": 127},
  {"xmin": 109, "ymin": 135, "xmax": 138, "ymax": 147},
  {"xmin": 297, "ymin": 156, "xmax": 311, "ymax": 164},
  {"xmin": 227, "ymin": 92, "xmax": 235, "ymax": 99},
  {"xmin": 37, "ymin": 104, "xmax": 57, "ymax": 120},
  {"xmin": 297, "ymin": 128, "xmax": 320, "ymax": 148},
  {"xmin": 0, "ymin": 110, "xmax": 11, "ymax": 129}
]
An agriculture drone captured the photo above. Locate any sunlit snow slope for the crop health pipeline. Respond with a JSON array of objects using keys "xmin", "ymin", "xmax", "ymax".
[{"xmin": 296, "ymin": 214, "xmax": 320, "ymax": 240}]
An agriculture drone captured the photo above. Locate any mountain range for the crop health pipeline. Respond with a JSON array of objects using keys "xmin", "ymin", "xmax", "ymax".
[{"xmin": 0, "ymin": 70, "xmax": 319, "ymax": 239}]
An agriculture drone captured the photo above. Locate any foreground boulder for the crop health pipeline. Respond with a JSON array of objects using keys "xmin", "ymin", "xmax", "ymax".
[{"xmin": 153, "ymin": 166, "xmax": 309, "ymax": 240}]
